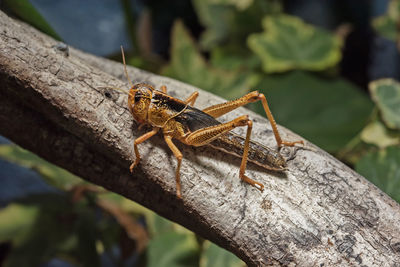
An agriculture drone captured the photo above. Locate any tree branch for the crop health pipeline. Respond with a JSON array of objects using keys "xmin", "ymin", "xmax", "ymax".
[{"xmin": 1, "ymin": 11, "xmax": 399, "ymax": 266}]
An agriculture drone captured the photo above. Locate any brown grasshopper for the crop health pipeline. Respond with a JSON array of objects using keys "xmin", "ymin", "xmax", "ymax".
[{"xmin": 117, "ymin": 47, "xmax": 303, "ymax": 199}]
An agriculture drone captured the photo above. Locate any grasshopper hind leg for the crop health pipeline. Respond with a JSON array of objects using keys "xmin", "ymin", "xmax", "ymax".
[
  {"xmin": 184, "ymin": 115, "xmax": 265, "ymax": 193},
  {"xmin": 239, "ymin": 120, "xmax": 264, "ymax": 192},
  {"xmin": 202, "ymin": 91, "xmax": 303, "ymax": 148}
]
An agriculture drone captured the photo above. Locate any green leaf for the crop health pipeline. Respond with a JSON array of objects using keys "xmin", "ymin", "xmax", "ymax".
[
  {"xmin": 1, "ymin": 193, "xmax": 106, "ymax": 267},
  {"xmin": 0, "ymin": 144, "xmax": 82, "ymax": 189},
  {"xmin": 192, "ymin": 0, "xmax": 236, "ymax": 48},
  {"xmin": 248, "ymin": 14, "xmax": 342, "ymax": 73},
  {"xmin": 360, "ymin": 120, "xmax": 400, "ymax": 148},
  {"xmin": 162, "ymin": 20, "xmax": 255, "ymax": 99},
  {"xmin": 200, "ymin": 241, "xmax": 245, "ymax": 267},
  {"xmin": 147, "ymin": 231, "xmax": 199, "ymax": 267},
  {"xmin": 193, "ymin": 0, "xmax": 281, "ymax": 49},
  {"xmin": 369, "ymin": 78, "xmax": 400, "ymax": 130},
  {"xmin": 254, "ymin": 71, "xmax": 374, "ymax": 152},
  {"xmin": 0, "ymin": 204, "xmax": 39, "ymax": 243},
  {"xmin": 372, "ymin": 0, "xmax": 400, "ymax": 41},
  {"xmin": 75, "ymin": 207, "xmax": 101, "ymax": 267},
  {"xmin": 356, "ymin": 146, "xmax": 400, "ymax": 203},
  {"xmin": 117, "ymin": 196, "xmax": 175, "ymax": 237},
  {"xmin": 1, "ymin": 194, "xmax": 75, "ymax": 267},
  {"xmin": 3, "ymin": 0, "xmax": 61, "ymax": 40},
  {"xmin": 209, "ymin": 45, "xmax": 260, "ymax": 71},
  {"xmin": 373, "ymin": 16, "xmax": 398, "ymax": 41},
  {"xmin": 208, "ymin": 0, "xmax": 254, "ymax": 10}
]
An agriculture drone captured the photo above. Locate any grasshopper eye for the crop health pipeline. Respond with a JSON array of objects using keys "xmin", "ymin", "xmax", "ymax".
[{"xmin": 134, "ymin": 93, "xmax": 141, "ymax": 103}]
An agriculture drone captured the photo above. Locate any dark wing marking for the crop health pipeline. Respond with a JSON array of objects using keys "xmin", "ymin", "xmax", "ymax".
[
  {"xmin": 175, "ymin": 106, "xmax": 220, "ymax": 132},
  {"xmin": 152, "ymin": 93, "xmax": 187, "ymax": 113}
]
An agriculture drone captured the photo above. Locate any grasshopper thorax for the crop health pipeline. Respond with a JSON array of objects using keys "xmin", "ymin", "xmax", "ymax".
[{"xmin": 128, "ymin": 83, "xmax": 154, "ymax": 123}]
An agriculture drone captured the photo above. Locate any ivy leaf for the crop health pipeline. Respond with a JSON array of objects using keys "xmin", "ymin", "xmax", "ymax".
[
  {"xmin": 192, "ymin": 0, "xmax": 236, "ymax": 49},
  {"xmin": 372, "ymin": 0, "xmax": 400, "ymax": 41},
  {"xmin": 193, "ymin": 0, "xmax": 281, "ymax": 49},
  {"xmin": 209, "ymin": 45, "xmax": 259, "ymax": 71},
  {"xmin": 248, "ymin": 14, "xmax": 342, "ymax": 73},
  {"xmin": 200, "ymin": 241, "xmax": 245, "ymax": 267},
  {"xmin": 360, "ymin": 120, "xmax": 400, "ymax": 148},
  {"xmin": 0, "ymin": 204, "xmax": 39, "ymax": 243},
  {"xmin": 162, "ymin": 20, "xmax": 255, "ymax": 100},
  {"xmin": 369, "ymin": 78, "xmax": 400, "ymax": 130},
  {"xmin": 254, "ymin": 71, "xmax": 373, "ymax": 152},
  {"xmin": 356, "ymin": 146, "xmax": 400, "ymax": 203}
]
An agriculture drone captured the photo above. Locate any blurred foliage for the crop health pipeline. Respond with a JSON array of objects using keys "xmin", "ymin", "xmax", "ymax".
[
  {"xmin": 254, "ymin": 71, "xmax": 373, "ymax": 152},
  {"xmin": 248, "ymin": 15, "xmax": 342, "ymax": 73},
  {"xmin": 1, "ymin": 0, "xmax": 400, "ymax": 266},
  {"xmin": 147, "ymin": 231, "xmax": 199, "ymax": 267},
  {"xmin": 0, "ymin": 192, "xmax": 102, "ymax": 267},
  {"xmin": 199, "ymin": 241, "xmax": 245, "ymax": 267},
  {"xmin": 360, "ymin": 119, "xmax": 400, "ymax": 149},
  {"xmin": 193, "ymin": 0, "xmax": 281, "ymax": 50},
  {"xmin": 372, "ymin": 0, "xmax": 400, "ymax": 42},
  {"xmin": 2, "ymin": 0, "xmax": 61, "ymax": 40},
  {"xmin": 162, "ymin": 20, "xmax": 256, "ymax": 99},
  {"xmin": 0, "ymin": 145, "xmax": 81, "ymax": 189},
  {"xmin": 369, "ymin": 78, "xmax": 400, "ymax": 130},
  {"xmin": 356, "ymin": 146, "xmax": 400, "ymax": 203}
]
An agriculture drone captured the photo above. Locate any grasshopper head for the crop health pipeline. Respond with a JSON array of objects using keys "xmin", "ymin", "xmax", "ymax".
[{"xmin": 128, "ymin": 83, "xmax": 154, "ymax": 123}]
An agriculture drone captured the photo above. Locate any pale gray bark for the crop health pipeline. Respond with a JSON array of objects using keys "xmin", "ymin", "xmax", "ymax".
[{"xmin": 1, "ymin": 11, "xmax": 400, "ymax": 266}]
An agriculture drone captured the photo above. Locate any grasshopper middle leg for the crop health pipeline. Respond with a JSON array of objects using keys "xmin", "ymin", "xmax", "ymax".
[
  {"xmin": 160, "ymin": 85, "xmax": 199, "ymax": 106},
  {"xmin": 184, "ymin": 91, "xmax": 199, "ymax": 106},
  {"xmin": 202, "ymin": 91, "xmax": 303, "ymax": 148},
  {"xmin": 164, "ymin": 135, "xmax": 184, "ymax": 198}
]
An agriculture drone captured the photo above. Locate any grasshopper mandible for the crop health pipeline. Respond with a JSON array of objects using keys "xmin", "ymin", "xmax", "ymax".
[{"xmin": 117, "ymin": 47, "xmax": 303, "ymax": 199}]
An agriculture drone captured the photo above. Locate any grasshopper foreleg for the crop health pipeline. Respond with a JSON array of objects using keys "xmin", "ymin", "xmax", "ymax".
[{"xmin": 130, "ymin": 128, "xmax": 159, "ymax": 172}]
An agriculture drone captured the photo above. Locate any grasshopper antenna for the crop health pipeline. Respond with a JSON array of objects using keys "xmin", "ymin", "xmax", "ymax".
[
  {"xmin": 121, "ymin": 45, "xmax": 133, "ymax": 89},
  {"xmin": 97, "ymin": 46, "xmax": 132, "ymax": 96}
]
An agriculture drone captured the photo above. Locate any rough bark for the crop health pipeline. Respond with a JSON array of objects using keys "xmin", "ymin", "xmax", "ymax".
[{"xmin": 1, "ymin": 11, "xmax": 400, "ymax": 267}]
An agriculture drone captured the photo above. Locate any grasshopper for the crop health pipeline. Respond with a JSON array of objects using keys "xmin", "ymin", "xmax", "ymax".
[{"xmin": 116, "ymin": 47, "xmax": 303, "ymax": 199}]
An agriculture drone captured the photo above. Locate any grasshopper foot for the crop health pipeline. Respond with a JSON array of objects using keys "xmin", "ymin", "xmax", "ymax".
[
  {"xmin": 280, "ymin": 140, "xmax": 304, "ymax": 147},
  {"xmin": 252, "ymin": 181, "xmax": 264, "ymax": 192},
  {"xmin": 240, "ymin": 173, "xmax": 265, "ymax": 192},
  {"xmin": 129, "ymin": 160, "xmax": 140, "ymax": 173}
]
